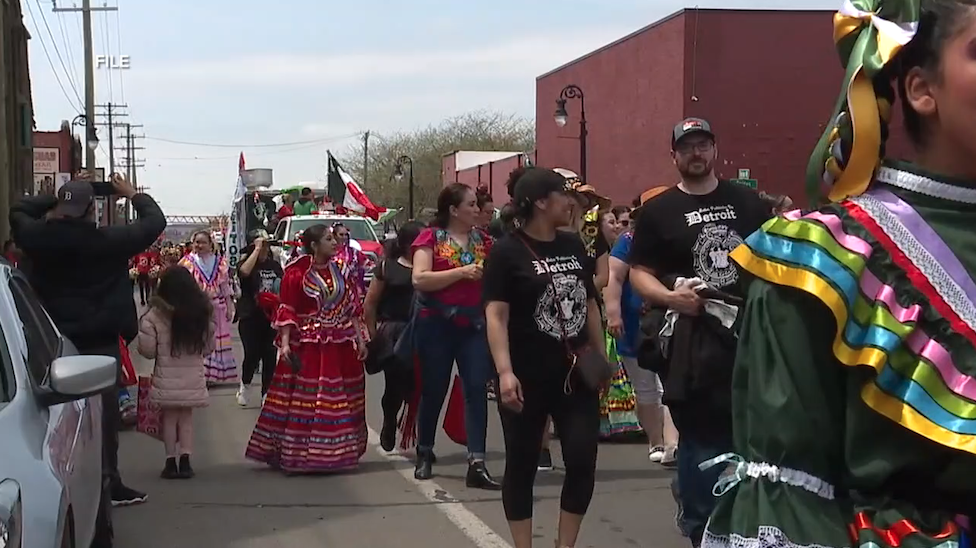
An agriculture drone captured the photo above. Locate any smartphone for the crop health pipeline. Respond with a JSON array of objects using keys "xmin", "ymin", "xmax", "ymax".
[{"xmin": 91, "ymin": 181, "xmax": 114, "ymax": 196}]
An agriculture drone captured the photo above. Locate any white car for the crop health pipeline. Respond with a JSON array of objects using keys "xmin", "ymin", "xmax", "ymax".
[
  {"xmin": 273, "ymin": 214, "xmax": 384, "ymax": 281},
  {"xmin": 0, "ymin": 263, "xmax": 118, "ymax": 547}
]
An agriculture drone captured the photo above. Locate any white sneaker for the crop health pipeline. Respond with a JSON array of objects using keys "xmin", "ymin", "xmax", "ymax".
[
  {"xmin": 649, "ymin": 445, "xmax": 666, "ymax": 462},
  {"xmin": 236, "ymin": 384, "xmax": 250, "ymax": 407}
]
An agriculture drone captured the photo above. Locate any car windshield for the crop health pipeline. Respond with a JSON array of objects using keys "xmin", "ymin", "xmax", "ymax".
[{"xmin": 287, "ymin": 218, "xmax": 375, "ymax": 242}]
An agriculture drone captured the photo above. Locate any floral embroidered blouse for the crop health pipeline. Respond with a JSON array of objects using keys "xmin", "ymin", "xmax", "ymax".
[
  {"xmin": 410, "ymin": 227, "xmax": 492, "ymax": 308},
  {"xmin": 273, "ymin": 254, "xmax": 365, "ymax": 346}
]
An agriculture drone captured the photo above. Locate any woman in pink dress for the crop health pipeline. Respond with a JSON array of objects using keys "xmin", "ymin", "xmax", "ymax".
[{"xmin": 179, "ymin": 230, "xmax": 237, "ymax": 385}]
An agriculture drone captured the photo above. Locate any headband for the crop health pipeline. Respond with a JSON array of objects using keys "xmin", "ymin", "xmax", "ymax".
[{"xmin": 805, "ymin": 0, "xmax": 920, "ymax": 205}]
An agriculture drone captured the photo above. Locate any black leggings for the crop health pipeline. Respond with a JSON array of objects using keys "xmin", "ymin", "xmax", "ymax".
[
  {"xmin": 239, "ymin": 316, "xmax": 277, "ymax": 394},
  {"xmin": 499, "ymin": 370, "xmax": 600, "ymax": 521},
  {"xmin": 137, "ymin": 273, "xmax": 153, "ymax": 303},
  {"xmin": 382, "ymin": 363, "xmax": 414, "ymax": 426}
]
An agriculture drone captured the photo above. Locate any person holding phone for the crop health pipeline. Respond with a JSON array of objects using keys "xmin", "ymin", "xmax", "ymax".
[
  {"xmin": 483, "ymin": 167, "xmax": 605, "ymax": 548},
  {"xmin": 9, "ymin": 171, "xmax": 165, "ymax": 528}
]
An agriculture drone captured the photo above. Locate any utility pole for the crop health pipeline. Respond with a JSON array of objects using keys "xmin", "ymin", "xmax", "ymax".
[
  {"xmin": 363, "ymin": 131, "xmax": 370, "ymax": 187},
  {"xmin": 115, "ymin": 123, "xmax": 144, "ymax": 222},
  {"xmin": 95, "ymin": 103, "xmax": 127, "ymax": 224},
  {"xmin": 53, "ymin": 0, "xmax": 117, "ymax": 171}
]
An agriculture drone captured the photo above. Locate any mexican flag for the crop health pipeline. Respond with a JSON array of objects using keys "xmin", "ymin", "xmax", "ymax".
[{"xmin": 327, "ymin": 151, "xmax": 386, "ymax": 220}]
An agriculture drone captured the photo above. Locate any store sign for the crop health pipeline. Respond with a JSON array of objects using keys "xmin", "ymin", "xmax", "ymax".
[{"xmin": 33, "ymin": 148, "xmax": 60, "ymax": 174}]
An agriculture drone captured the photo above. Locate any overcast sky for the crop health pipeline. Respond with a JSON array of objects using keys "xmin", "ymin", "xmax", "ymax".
[{"xmin": 25, "ymin": 0, "xmax": 836, "ymax": 215}]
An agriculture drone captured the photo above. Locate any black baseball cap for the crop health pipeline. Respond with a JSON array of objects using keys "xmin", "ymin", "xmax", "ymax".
[
  {"xmin": 672, "ymin": 117, "xmax": 715, "ymax": 147},
  {"xmin": 513, "ymin": 167, "xmax": 573, "ymax": 208},
  {"xmin": 53, "ymin": 180, "xmax": 94, "ymax": 218}
]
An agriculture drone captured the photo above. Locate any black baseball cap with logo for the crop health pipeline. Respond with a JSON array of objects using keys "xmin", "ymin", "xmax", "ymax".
[
  {"xmin": 53, "ymin": 179, "xmax": 95, "ymax": 219},
  {"xmin": 671, "ymin": 117, "xmax": 715, "ymax": 147}
]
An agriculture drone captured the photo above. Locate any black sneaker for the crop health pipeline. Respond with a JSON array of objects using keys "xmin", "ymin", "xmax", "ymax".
[
  {"xmin": 178, "ymin": 454, "xmax": 195, "ymax": 479},
  {"xmin": 537, "ymin": 448, "xmax": 554, "ymax": 471},
  {"xmin": 111, "ymin": 484, "xmax": 148, "ymax": 507},
  {"xmin": 160, "ymin": 458, "xmax": 179, "ymax": 480}
]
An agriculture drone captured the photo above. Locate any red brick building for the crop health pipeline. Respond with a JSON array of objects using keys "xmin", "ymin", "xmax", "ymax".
[{"xmin": 535, "ymin": 8, "xmax": 910, "ymax": 205}]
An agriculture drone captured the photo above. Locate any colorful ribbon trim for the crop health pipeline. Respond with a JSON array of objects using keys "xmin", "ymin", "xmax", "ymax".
[
  {"xmin": 731, "ymin": 207, "xmax": 976, "ymax": 455},
  {"xmin": 850, "ymin": 512, "xmax": 955, "ymax": 547}
]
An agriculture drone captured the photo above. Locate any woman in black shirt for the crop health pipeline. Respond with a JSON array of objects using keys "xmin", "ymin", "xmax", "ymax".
[
  {"xmin": 364, "ymin": 221, "xmax": 424, "ymax": 452},
  {"xmin": 484, "ymin": 167, "xmax": 605, "ymax": 548},
  {"xmin": 236, "ymin": 231, "xmax": 283, "ymax": 407}
]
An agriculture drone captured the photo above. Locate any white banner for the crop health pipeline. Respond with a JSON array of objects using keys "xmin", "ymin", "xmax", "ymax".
[{"xmin": 227, "ymin": 175, "xmax": 246, "ymax": 272}]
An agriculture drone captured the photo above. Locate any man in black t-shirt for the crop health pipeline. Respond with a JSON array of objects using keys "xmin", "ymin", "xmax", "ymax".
[
  {"xmin": 628, "ymin": 118, "xmax": 770, "ymax": 547},
  {"xmin": 235, "ymin": 233, "xmax": 283, "ymax": 406}
]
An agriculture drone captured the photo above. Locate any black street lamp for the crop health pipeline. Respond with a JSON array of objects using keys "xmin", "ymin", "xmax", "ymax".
[
  {"xmin": 71, "ymin": 114, "xmax": 100, "ymax": 157},
  {"xmin": 553, "ymin": 84, "xmax": 587, "ymax": 182},
  {"xmin": 393, "ymin": 155, "xmax": 415, "ymax": 219}
]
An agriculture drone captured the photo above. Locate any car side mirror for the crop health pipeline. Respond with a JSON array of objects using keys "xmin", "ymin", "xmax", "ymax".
[{"xmin": 43, "ymin": 355, "xmax": 117, "ymax": 406}]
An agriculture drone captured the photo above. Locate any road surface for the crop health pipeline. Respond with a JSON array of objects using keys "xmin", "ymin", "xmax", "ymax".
[{"xmin": 114, "ymin": 332, "xmax": 688, "ymax": 548}]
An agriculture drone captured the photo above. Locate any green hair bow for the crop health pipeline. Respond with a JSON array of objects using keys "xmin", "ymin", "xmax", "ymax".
[{"xmin": 805, "ymin": 0, "xmax": 920, "ymax": 205}]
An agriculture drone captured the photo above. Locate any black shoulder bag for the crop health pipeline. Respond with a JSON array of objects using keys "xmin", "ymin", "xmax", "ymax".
[{"xmin": 516, "ymin": 234, "xmax": 612, "ymax": 393}]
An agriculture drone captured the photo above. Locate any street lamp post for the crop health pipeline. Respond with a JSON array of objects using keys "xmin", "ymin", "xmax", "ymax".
[
  {"xmin": 553, "ymin": 84, "xmax": 587, "ymax": 182},
  {"xmin": 71, "ymin": 114, "xmax": 99, "ymax": 170},
  {"xmin": 393, "ymin": 155, "xmax": 415, "ymax": 220}
]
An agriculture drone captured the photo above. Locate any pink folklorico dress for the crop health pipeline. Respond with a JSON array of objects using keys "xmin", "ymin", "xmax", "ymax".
[{"xmin": 179, "ymin": 252, "xmax": 238, "ymax": 384}]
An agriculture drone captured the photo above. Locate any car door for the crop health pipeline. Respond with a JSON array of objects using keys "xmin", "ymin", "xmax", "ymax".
[{"xmin": 8, "ymin": 276, "xmax": 100, "ymax": 542}]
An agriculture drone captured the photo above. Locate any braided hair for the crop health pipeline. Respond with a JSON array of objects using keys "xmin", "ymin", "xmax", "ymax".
[{"xmin": 807, "ymin": 0, "xmax": 976, "ymax": 205}]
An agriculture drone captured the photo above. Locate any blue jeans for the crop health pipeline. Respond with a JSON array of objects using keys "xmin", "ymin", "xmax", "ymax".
[
  {"xmin": 415, "ymin": 313, "xmax": 490, "ymax": 459},
  {"xmin": 671, "ymin": 433, "xmax": 730, "ymax": 547}
]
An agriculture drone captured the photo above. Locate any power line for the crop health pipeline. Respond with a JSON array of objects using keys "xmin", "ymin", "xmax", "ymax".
[
  {"xmin": 24, "ymin": 0, "xmax": 80, "ymax": 110},
  {"xmin": 143, "ymin": 132, "xmax": 361, "ymax": 148},
  {"xmin": 33, "ymin": 0, "xmax": 83, "ymax": 104},
  {"xmin": 113, "ymin": 0, "xmax": 126, "ymax": 104},
  {"xmin": 154, "ymin": 140, "xmax": 336, "ymax": 161},
  {"xmin": 55, "ymin": 7, "xmax": 80, "ymax": 93},
  {"xmin": 98, "ymin": 11, "xmax": 113, "ymax": 102}
]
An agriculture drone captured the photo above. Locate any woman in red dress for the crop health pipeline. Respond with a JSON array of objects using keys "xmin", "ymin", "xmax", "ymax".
[{"xmin": 245, "ymin": 224, "xmax": 370, "ymax": 473}]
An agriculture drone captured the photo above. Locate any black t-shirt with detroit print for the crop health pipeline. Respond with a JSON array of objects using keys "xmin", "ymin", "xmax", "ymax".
[
  {"xmin": 483, "ymin": 231, "xmax": 598, "ymax": 380},
  {"xmin": 628, "ymin": 180, "xmax": 770, "ymax": 296}
]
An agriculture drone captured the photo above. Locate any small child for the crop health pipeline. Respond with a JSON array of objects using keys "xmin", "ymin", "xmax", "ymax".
[{"xmin": 137, "ymin": 267, "xmax": 215, "ymax": 479}]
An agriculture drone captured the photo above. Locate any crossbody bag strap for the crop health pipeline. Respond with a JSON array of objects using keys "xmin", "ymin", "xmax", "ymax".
[{"xmin": 515, "ymin": 232, "xmax": 578, "ymax": 393}]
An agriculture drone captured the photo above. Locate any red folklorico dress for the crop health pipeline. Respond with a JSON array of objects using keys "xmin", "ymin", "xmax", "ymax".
[{"xmin": 245, "ymin": 252, "xmax": 369, "ymax": 473}]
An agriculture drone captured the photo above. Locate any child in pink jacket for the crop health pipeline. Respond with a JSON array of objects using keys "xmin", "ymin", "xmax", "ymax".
[{"xmin": 138, "ymin": 267, "xmax": 216, "ymax": 479}]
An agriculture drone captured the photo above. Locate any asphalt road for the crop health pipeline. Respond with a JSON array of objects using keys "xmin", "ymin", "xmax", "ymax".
[{"xmin": 113, "ymin": 329, "xmax": 687, "ymax": 548}]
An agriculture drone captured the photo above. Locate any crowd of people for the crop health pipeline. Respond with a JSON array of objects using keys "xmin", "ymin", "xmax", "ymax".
[{"xmin": 13, "ymin": 3, "xmax": 976, "ymax": 546}]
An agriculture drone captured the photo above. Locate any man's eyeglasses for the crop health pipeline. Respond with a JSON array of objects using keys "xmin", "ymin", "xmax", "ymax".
[{"xmin": 674, "ymin": 141, "xmax": 715, "ymax": 154}]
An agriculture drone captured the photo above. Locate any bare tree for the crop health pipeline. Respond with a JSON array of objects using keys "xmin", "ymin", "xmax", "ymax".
[{"xmin": 342, "ymin": 110, "xmax": 534, "ymax": 216}]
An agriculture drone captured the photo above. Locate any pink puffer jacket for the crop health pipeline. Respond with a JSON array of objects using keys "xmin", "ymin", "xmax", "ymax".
[{"xmin": 137, "ymin": 299, "xmax": 215, "ymax": 408}]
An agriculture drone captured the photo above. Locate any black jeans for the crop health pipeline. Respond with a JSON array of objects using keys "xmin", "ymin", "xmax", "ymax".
[
  {"xmin": 239, "ymin": 315, "xmax": 277, "ymax": 394},
  {"xmin": 499, "ymin": 369, "xmax": 600, "ymax": 521},
  {"xmin": 76, "ymin": 341, "xmax": 123, "ymax": 488}
]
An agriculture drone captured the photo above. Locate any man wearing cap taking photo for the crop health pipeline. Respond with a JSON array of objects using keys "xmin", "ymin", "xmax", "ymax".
[
  {"xmin": 627, "ymin": 118, "xmax": 770, "ymax": 547},
  {"xmin": 10, "ymin": 171, "xmax": 165, "ymax": 534}
]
